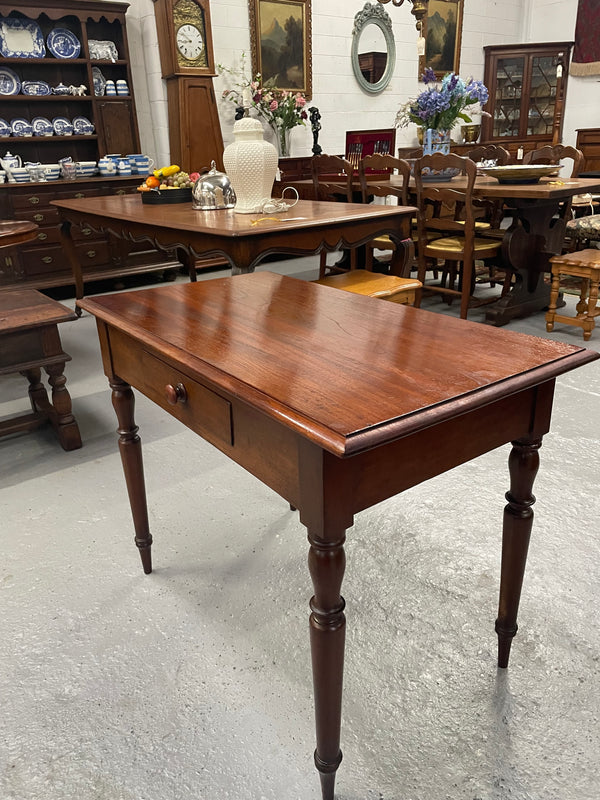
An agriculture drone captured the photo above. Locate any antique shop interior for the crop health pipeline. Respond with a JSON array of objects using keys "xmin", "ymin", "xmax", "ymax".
[{"xmin": 1, "ymin": 0, "xmax": 599, "ymax": 799}]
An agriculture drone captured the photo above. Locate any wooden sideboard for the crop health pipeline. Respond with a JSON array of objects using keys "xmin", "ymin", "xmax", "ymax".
[{"xmin": 0, "ymin": 178, "xmax": 180, "ymax": 291}]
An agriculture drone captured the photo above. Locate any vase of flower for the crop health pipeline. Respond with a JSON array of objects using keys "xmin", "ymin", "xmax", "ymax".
[
  {"xmin": 423, "ymin": 128, "xmax": 451, "ymax": 156},
  {"xmin": 273, "ymin": 124, "xmax": 291, "ymax": 158}
]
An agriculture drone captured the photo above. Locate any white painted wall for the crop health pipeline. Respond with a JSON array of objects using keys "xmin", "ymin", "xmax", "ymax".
[{"xmin": 112, "ymin": 0, "xmax": 595, "ymax": 167}]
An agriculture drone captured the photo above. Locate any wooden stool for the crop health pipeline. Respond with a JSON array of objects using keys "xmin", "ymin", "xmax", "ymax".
[
  {"xmin": 314, "ymin": 269, "xmax": 422, "ymax": 305},
  {"xmin": 546, "ymin": 249, "xmax": 600, "ymax": 341},
  {"xmin": 0, "ymin": 289, "xmax": 82, "ymax": 450}
]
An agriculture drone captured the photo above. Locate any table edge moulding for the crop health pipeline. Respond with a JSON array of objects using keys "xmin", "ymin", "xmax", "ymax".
[
  {"xmin": 0, "ymin": 0, "xmax": 181, "ymax": 290},
  {"xmin": 78, "ymin": 271, "xmax": 598, "ymax": 800}
]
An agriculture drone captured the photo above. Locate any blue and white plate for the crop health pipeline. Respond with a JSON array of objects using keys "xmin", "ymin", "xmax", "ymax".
[
  {"xmin": 0, "ymin": 66, "xmax": 20, "ymax": 95},
  {"xmin": 0, "ymin": 117, "xmax": 10, "ymax": 137},
  {"xmin": 32, "ymin": 116, "xmax": 53, "ymax": 136},
  {"xmin": 47, "ymin": 28, "xmax": 81, "ymax": 59},
  {"xmin": 11, "ymin": 117, "xmax": 33, "ymax": 137},
  {"xmin": 21, "ymin": 80, "xmax": 51, "ymax": 96},
  {"xmin": 52, "ymin": 116, "xmax": 74, "ymax": 136},
  {"xmin": 72, "ymin": 115, "xmax": 94, "ymax": 135},
  {"xmin": 0, "ymin": 16, "xmax": 45, "ymax": 58}
]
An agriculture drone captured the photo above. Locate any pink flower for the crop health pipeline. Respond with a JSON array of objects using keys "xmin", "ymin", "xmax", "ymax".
[
  {"xmin": 270, "ymin": 100, "xmax": 278, "ymax": 111},
  {"xmin": 295, "ymin": 95, "xmax": 306, "ymax": 107}
]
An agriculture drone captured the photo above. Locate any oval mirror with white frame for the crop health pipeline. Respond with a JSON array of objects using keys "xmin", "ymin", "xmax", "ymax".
[{"xmin": 351, "ymin": 2, "xmax": 396, "ymax": 94}]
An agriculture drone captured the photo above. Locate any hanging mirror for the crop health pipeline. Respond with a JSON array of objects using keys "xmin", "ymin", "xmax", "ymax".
[{"xmin": 351, "ymin": 2, "xmax": 396, "ymax": 94}]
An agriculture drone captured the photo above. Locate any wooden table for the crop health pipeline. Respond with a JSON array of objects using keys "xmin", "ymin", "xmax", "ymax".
[
  {"xmin": 79, "ymin": 273, "xmax": 598, "ymax": 799},
  {"xmin": 0, "ymin": 288, "xmax": 82, "ymax": 450},
  {"xmin": 280, "ymin": 175, "xmax": 600, "ymax": 325},
  {"xmin": 52, "ymin": 195, "xmax": 415, "ymax": 304}
]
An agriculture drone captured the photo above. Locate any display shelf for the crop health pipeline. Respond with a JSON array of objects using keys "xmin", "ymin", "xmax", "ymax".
[{"xmin": 482, "ymin": 41, "xmax": 573, "ymax": 158}]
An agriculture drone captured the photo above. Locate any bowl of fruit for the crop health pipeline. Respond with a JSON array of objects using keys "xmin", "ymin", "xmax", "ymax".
[{"xmin": 137, "ymin": 165, "xmax": 198, "ymax": 204}]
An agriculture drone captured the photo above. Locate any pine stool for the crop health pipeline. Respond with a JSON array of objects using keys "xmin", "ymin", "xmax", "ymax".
[
  {"xmin": 546, "ymin": 249, "xmax": 600, "ymax": 341},
  {"xmin": 314, "ymin": 269, "xmax": 422, "ymax": 305}
]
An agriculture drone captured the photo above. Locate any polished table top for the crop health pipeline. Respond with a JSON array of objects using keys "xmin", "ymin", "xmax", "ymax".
[{"xmin": 79, "ymin": 272, "xmax": 596, "ymax": 454}]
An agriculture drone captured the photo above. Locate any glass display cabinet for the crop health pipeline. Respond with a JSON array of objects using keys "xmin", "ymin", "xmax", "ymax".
[{"xmin": 481, "ymin": 42, "xmax": 573, "ymax": 160}]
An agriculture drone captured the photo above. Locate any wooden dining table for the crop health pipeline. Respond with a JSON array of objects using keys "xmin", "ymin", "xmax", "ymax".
[
  {"xmin": 279, "ymin": 174, "xmax": 600, "ymax": 325},
  {"xmin": 52, "ymin": 195, "xmax": 415, "ymax": 305},
  {"xmin": 79, "ymin": 271, "xmax": 597, "ymax": 800}
]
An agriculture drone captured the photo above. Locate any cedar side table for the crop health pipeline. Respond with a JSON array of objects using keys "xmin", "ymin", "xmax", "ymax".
[
  {"xmin": 0, "ymin": 289, "xmax": 81, "ymax": 450},
  {"xmin": 79, "ymin": 273, "xmax": 598, "ymax": 799}
]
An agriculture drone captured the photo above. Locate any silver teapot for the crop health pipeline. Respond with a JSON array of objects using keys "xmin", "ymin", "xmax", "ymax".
[{"xmin": 192, "ymin": 161, "xmax": 236, "ymax": 210}]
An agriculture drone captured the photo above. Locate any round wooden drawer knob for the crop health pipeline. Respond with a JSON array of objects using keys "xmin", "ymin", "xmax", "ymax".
[{"xmin": 165, "ymin": 382, "xmax": 187, "ymax": 405}]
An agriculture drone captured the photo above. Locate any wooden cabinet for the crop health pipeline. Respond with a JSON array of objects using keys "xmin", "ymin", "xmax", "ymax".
[
  {"xmin": 0, "ymin": 0, "xmax": 179, "ymax": 289},
  {"xmin": 0, "ymin": 179, "xmax": 179, "ymax": 290},
  {"xmin": 481, "ymin": 42, "xmax": 573, "ymax": 159},
  {"xmin": 576, "ymin": 129, "xmax": 600, "ymax": 173}
]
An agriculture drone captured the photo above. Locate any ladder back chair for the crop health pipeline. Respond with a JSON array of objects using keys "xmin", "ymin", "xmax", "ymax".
[
  {"xmin": 311, "ymin": 154, "xmax": 356, "ymax": 277},
  {"xmin": 357, "ymin": 153, "xmax": 413, "ymax": 273},
  {"xmin": 413, "ymin": 153, "xmax": 504, "ymax": 320}
]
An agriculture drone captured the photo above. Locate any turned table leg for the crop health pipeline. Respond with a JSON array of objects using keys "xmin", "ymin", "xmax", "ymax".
[
  {"xmin": 110, "ymin": 377, "xmax": 153, "ymax": 574},
  {"xmin": 496, "ymin": 436, "xmax": 542, "ymax": 668},
  {"xmin": 307, "ymin": 527, "xmax": 346, "ymax": 800}
]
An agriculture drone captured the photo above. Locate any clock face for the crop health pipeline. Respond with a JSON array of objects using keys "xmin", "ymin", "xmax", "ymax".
[{"xmin": 176, "ymin": 22, "xmax": 204, "ymax": 62}]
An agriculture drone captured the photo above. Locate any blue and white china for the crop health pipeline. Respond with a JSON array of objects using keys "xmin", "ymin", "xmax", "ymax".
[
  {"xmin": 1, "ymin": 151, "xmax": 22, "ymax": 171},
  {"xmin": 72, "ymin": 115, "xmax": 94, "ymax": 135},
  {"xmin": 47, "ymin": 28, "xmax": 81, "ymax": 59},
  {"xmin": 88, "ymin": 39, "xmax": 118, "ymax": 62},
  {"xmin": 116, "ymin": 79, "xmax": 129, "ymax": 96},
  {"xmin": 117, "ymin": 159, "xmax": 131, "ymax": 176},
  {"xmin": 9, "ymin": 167, "xmax": 31, "ymax": 183},
  {"xmin": 98, "ymin": 156, "xmax": 117, "ymax": 175},
  {"xmin": 0, "ymin": 16, "xmax": 45, "ymax": 58},
  {"xmin": 75, "ymin": 160, "xmax": 97, "ymax": 177},
  {"xmin": 92, "ymin": 66, "xmax": 106, "ymax": 97},
  {"xmin": 51, "ymin": 82, "xmax": 70, "ymax": 95},
  {"xmin": 105, "ymin": 79, "xmax": 116, "ymax": 96},
  {"xmin": 21, "ymin": 80, "xmax": 51, "ymax": 96},
  {"xmin": 0, "ymin": 170, "xmax": 5, "ymax": 183},
  {"xmin": 126, "ymin": 153, "xmax": 155, "ymax": 176},
  {"xmin": 52, "ymin": 116, "xmax": 74, "ymax": 136},
  {"xmin": 11, "ymin": 118, "xmax": 33, "ymax": 137},
  {"xmin": 0, "ymin": 118, "xmax": 10, "ymax": 137},
  {"xmin": 41, "ymin": 163, "xmax": 60, "ymax": 181},
  {"xmin": 0, "ymin": 66, "xmax": 20, "ymax": 95},
  {"xmin": 32, "ymin": 116, "xmax": 54, "ymax": 136}
]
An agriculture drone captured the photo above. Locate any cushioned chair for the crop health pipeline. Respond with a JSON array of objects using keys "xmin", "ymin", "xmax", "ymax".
[{"xmin": 413, "ymin": 153, "xmax": 505, "ymax": 320}]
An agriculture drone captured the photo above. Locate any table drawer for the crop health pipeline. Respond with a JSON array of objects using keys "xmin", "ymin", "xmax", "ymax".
[
  {"xmin": 21, "ymin": 241, "xmax": 111, "ymax": 278},
  {"xmin": 14, "ymin": 207, "xmax": 61, "ymax": 226},
  {"xmin": 109, "ymin": 329, "xmax": 233, "ymax": 449},
  {"xmin": 11, "ymin": 191, "xmax": 54, "ymax": 211}
]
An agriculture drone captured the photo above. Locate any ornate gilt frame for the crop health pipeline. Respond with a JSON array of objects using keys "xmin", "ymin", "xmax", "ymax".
[
  {"xmin": 418, "ymin": 0, "xmax": 464, "ymax": 80},
  {"xmin": 248, "ymin": 0, "xmax": 312, "ymax": 99}
]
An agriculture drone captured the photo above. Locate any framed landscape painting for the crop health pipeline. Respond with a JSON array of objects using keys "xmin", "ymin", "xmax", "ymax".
[
  {"xmin": 419, "ymin": 0, "xmax": 464, "ymax": 80},
  {"xmin": 248, "ymin": 0, "xmax": 312, "ymax": 99}
]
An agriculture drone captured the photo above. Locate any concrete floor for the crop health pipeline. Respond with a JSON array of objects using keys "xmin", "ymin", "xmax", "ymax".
[{"xmin": 1, "ymin": 258, "xmax": 599, "ymax": 800}]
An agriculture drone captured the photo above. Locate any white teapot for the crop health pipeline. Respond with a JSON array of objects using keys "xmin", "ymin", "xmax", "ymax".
[{"xmin": 1, "ymin": 151, "xmax": 22, "ymax": 181}]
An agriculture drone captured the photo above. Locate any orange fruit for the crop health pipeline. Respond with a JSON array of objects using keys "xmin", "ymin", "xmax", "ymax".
[{"xmin": 145, "ymin": 175, "xmax": 160, "ymax": 189}]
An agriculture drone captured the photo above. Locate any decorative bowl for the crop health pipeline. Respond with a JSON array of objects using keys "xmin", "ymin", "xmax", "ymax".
[{"xmin": 480, "ymin": 164, "xmax": 561, "ymax": 184}]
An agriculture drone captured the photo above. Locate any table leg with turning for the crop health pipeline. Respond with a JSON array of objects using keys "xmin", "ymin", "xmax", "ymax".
[
  {"xmin": 110, "ymin": 377, "xmax": 153, "ymax": 574},
  {"xmin": 496, "ymin": 436, "xmax": 542, "ymax": 668},
  {"xmin": 308, "ymin": 527, "xmax": 346, "ymax": 800}
]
